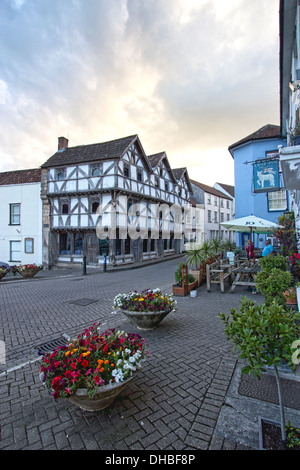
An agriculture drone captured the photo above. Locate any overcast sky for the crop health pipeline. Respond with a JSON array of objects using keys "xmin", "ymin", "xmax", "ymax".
[{"xmin": 0, "ymin": 0, "xmax": 280, "ymax": 186}]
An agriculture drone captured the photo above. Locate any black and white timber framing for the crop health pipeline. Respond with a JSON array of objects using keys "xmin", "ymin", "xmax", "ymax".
[{"xmin": 41, "ymin": 135, "xmax": 192, "ymax": 267}]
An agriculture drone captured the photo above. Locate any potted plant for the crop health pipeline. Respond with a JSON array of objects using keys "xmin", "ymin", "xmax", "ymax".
[
  {"xmin": 40, "ymin": 323, "xmax": 149, "ymax": 411},
  {"xmin": 184, "ymin": 243, "xmax": 204, "ymax": 286},
  {"xmin": 255, "ymin": 256, "xmax": 293, "ymax": 307},
  {"xmin": 172, "ymin": 262, "xmax": 198, "ymax": 296},
  {"xmin": 0, "ymin": 266, "xmax": 9, "ymax": 280},
  {"xmin": 219, "ymin": 298, "xmax": 300, "ymax": 449},
  {"xmin": 17, "ymin": 263, "xmax": 43, "ymax": 279},
  {"xmin": 113, "ymin": 288, "xmax": 177, "ymax": 330}
]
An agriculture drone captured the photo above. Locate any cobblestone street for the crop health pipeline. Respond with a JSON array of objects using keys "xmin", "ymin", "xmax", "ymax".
[{"xmin": 1, "ymin": 257, "xmax": 299, "ymax": 455}]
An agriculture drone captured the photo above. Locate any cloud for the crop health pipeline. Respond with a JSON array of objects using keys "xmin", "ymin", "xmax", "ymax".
[{"xmin": 0, "ymin": 0, "xmax": 280, "ymax": 186}]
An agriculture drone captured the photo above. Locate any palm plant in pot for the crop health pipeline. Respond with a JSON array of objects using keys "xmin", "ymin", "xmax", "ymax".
[
  {"xmin": 184, "ymin": 243, "xmax": 205, "ymax": 286},
  {"xmin": 219, "ymin": 298, "xmax": 300, "ymax": 449}
]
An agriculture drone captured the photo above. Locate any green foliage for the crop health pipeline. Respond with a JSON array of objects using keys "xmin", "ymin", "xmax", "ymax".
[
  {"xmin": 175, "ymin": 262, "xmax": 195, "ymax": 286},
  {"xmin": 219, "ymin": 298, "xmax": 300, "ymax": 379},
  {"xmin": 286, "ymin": 422, "xmax": 300, "ymax": 449},
  {"xmin": 258, "ymin": 254, "xmax": 289, "ymax": 272},
  {"xmin": 255, "ymin": 268, "xmax": 293, "ymax": 306},
  {"xmin": 185, "ymin": 245, "xmax": 203, "ymax": 269}
]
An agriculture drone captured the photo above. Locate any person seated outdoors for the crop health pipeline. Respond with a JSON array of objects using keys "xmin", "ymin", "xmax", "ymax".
[{"xmin": 262, "ymin": 239, "xmax": 273, "ymax": 257}]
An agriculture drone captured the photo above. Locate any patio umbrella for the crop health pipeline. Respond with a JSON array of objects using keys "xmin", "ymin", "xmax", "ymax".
[{"xmin": 220, "ymin": 214, "xmax": 283, "ymax": 243}]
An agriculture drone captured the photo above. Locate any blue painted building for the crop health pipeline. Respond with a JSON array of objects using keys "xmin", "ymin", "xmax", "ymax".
[{"xmin": 228, "ymin": 124, "xmax": 287, "ymax": 249}]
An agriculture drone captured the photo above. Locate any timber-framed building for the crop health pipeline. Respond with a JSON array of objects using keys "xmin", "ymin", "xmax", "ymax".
[{"xmin": 41, "ymin": 135, "xmax": 192, "ymax": 268}]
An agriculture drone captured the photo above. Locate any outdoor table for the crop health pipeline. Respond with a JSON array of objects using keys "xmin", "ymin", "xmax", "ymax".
[{"xmin": 229, "ymin": 262, "xmax": 261, "ymax": 293}]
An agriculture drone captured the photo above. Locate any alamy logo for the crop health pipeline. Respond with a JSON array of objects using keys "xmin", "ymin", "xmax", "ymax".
[
  {"xmin": 95, "ymin": 195, "xmax": 202, "ymax": 240},
  {"xmin": 292, "ymin": 340, "xmax": 300, "ymax": 365}
]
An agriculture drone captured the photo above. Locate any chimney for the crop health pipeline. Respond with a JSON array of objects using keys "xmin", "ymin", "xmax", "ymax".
[{"xmin": 58, "ymin": 136, "xmax": 69, "ymax": 151}]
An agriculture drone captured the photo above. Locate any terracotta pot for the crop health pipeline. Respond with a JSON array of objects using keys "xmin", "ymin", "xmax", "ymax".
[
  {"xmin": 17, "ymin": 268, "xmax": 41, "ymax": 279},
  {"xmin": 69, "ymin": 377, "xmax": 134, "ymax": 411},
  {"xmin": 283, "ymin": 287, "xmax": 297, "ymax": 305}
]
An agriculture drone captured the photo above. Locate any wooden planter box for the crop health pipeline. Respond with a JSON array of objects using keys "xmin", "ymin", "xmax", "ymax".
[{"xmin": 172, "ymin": 280, "xmax": 198, "ymax": 297}]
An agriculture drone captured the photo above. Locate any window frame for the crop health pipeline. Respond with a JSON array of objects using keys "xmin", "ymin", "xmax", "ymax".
[
  {"xmin": 9, "ymin": 203, "xmax": 21, "ymax": 225},
  {"xmin": 10, "ymin": 240, "xmax": 21, "ymax": 262}
]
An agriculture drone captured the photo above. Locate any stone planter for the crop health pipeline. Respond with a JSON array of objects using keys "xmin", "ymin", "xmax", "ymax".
[
  {"xmin": 69, "ymin": 377, "xmax": 134, "ymax": 411},
  {"xmin": 17, "ymin": 268, "xmax": 41, "ymax": 279},
  {"xmin": 120, "ymin": 308, "xmax": 173, "ymax": 330},
  {"xmin": 0, "ymin": 272, "xmax": 7, "ymax": 280}
]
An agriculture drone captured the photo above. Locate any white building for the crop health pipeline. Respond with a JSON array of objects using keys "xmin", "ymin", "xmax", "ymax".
[
  {"xmin": 0, "ymin": 169, "xmax": 42, "ymax": 265},
  {"xmin": 190, "ymin": 180, "xmax": 234, "ymax": 241}
]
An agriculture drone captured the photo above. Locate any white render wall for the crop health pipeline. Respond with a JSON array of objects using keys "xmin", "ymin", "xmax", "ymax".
[{"xmin": 0, "ymin": 182, "xmax": 42, "ymax": 265}]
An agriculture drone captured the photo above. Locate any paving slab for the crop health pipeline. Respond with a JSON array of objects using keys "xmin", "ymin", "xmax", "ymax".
[{"xmin": 0, "ymin": 257, "xmax": 299, "ymax": 454}]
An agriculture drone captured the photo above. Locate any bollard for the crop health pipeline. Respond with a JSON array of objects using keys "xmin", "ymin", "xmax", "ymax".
[
  {"xmin": 82, "ymin": 255, "xmax": 87, "ymax": 275},
  {"xmin": 103, "ymin": 253, "xmax": 107, "ymax": 272}
]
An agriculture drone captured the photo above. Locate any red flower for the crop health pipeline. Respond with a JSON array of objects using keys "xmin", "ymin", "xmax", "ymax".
[
  {"xmin": 81, "ymin": 359, "xmax": 89, "ymax": 368},
  {"xmin": 70, "ymin": 362, "xmax": 77, "ymax": 370}
]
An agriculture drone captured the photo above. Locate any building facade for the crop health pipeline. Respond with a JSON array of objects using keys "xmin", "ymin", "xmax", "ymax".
[
  {"xmin": 190, "ymin": 180, "xmax": 234, "ymax": 241},
  {"xmin": 0, "ymin": 169, "xmax": 42, "ymax": 265},
  {"xmin": 228, "ymin": 125, "xmax": 287, "ymax": 249},
  {"xmin": 279, "ymin": 0, "xmax": 300, "ymax": 242},
  {"xmin": 41, "ymin": 135, "xmax": 192, "ymax": 267}
]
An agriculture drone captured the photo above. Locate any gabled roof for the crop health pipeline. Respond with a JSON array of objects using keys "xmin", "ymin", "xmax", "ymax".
[
  {"xmin": 214, "ymin": 182, "xmax": 235, "ymax": 198},
  {"xmin": 228, "ymin": 124, "xmax": 281, "ymax": 156},
  {"xmin": 173, "ymin": 167, "xmax": 192, "ymax": 193},
  {"xmin": 190, "ymin": 179, "xmax": 231, "ymax": 199},
  {"xmin": 0, "ymin": 168, "xmax": 41, "ymax": 185},
  {"xmin": 147, "ymin": 152, "xmax": 177, "ymax": 183},
  {"xmin": 41, "ymin": 135, "xmax": 147, "ymax": 168}
]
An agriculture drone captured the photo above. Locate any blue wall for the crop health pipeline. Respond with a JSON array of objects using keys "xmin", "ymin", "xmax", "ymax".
[{"xmin": 232, "ymin": 136, "xmax": 287, "ymax": 249}]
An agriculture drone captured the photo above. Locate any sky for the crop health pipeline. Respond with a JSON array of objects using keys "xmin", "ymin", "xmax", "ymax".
[{"xmin": 0, "ymin": 0, "xmax": 280, "ymax": 186}]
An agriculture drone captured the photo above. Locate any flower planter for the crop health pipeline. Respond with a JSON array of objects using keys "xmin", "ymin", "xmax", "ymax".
[
  {"xmin": 189, "ymin": 269, "xmax": 205, "ymax": 287},
  {"xmin": 0, "ymin": 272, "xmax": 7, "ymax": 280},
  {"xmin": 17, "ymin": 268, "xmax": 41, "ymax": 279},
  {"xmin": 258, "ymin": 417, "xmax": 300, "ymax": 450},
  {"xmin": 120, "ymin": 308, "xmax": 173, "ymax": 330},
  {"xmin": 68, "ymin": 376, "xmax": 134, "ymax": 411},
  {"xmin": 172, "ymin": 279, "xmax": 198, "ymax": 297}
]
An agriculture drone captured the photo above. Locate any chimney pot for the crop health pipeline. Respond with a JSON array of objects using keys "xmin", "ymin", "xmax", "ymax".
[{"xmin": 58, "ymin": 136, "xmax": 69, "ymax": 151}]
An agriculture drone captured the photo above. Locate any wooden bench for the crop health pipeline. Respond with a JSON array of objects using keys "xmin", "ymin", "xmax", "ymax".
[{"xmin": 206, "ymin": 260, "xmax": 232, "ymax": 293}]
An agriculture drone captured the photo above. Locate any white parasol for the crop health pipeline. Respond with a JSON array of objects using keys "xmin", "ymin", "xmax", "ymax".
[{"xmin": 220, "ymin": 214, "xmax": 283, "ymax": 243}]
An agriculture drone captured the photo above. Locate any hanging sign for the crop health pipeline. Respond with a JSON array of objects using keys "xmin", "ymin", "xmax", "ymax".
[{"xmin": 253, "ymin": 160, "xmax": 280, "ymax": 193}]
